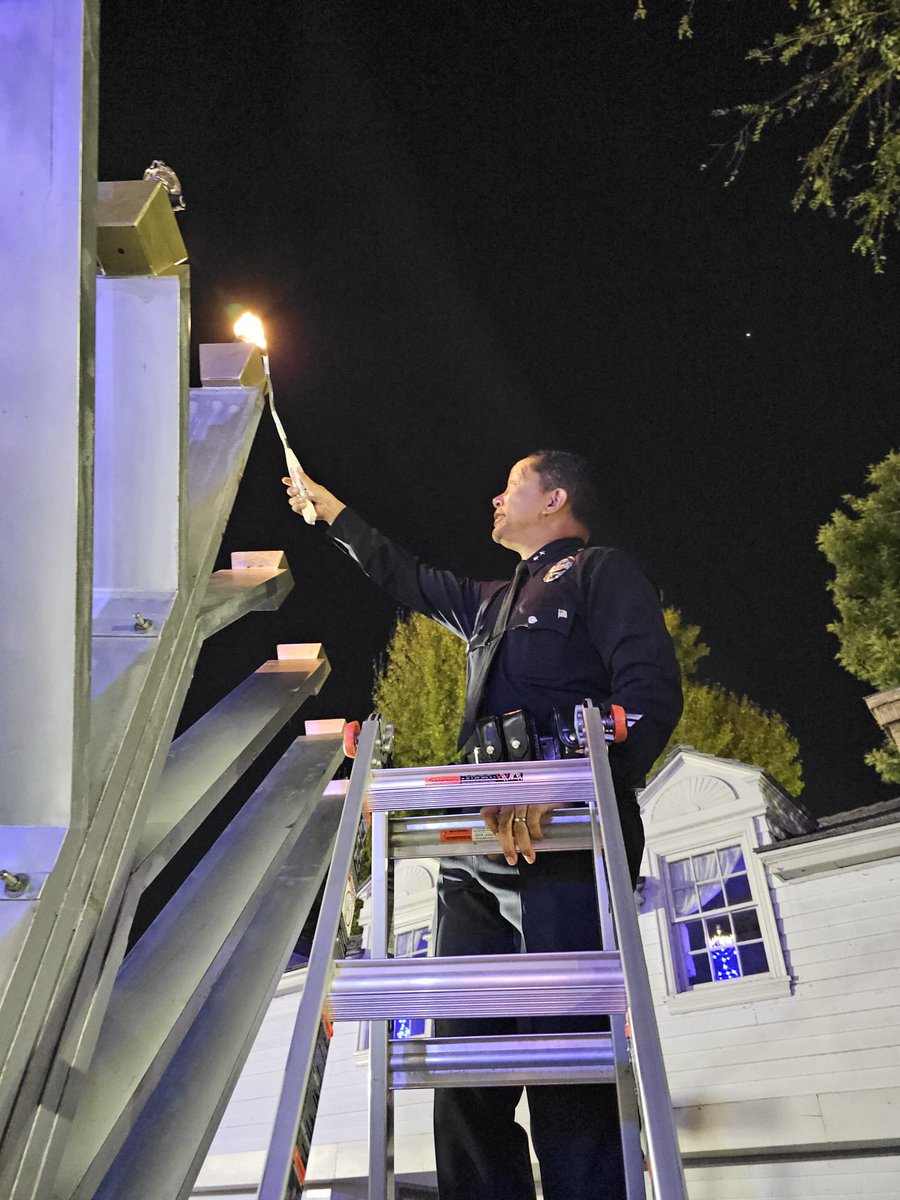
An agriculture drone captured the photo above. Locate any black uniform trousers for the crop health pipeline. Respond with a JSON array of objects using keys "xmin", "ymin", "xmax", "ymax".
[{"xmin": 432, "ymin": 798, "xmax": 645, "ymax": 1200}]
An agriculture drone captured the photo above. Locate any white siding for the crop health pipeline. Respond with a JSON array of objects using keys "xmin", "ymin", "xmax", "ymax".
[
  {"xmin": 196, "ymin": 755, "xmax": 900, "ymax": 1199},
  {"xmin": 638, "ymin": 766, "xmax": 900, "ymax": 1167},
  {"xmin": 197, "ymin": 984, "xmax": 437, "ymax": 1193},
  {"xmin": 683, "ymin": 1157, "xmax": 900, "ymax": 1200}
]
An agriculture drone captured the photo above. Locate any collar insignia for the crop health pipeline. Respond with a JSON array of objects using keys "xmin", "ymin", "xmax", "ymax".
[{"xmin": 543, "ymin": 555, "xmax": 577, "ymax": 583}]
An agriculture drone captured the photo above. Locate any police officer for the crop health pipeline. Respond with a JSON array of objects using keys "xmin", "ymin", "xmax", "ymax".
[{"xmin": 285, "ymin": 450, "xmax": 682, "ymax": 1200}]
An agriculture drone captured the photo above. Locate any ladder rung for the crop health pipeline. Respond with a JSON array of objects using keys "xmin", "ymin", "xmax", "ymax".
[
  {"xmin": 368, "ymin": 756, "xmax": 594, "ymax": 812},
  {"xmin": 329, "ymin": 951, "xmax": 626, "ymax": 1021},
  {"xmin": 390, "ymin": 805, "xmax": 594, "ymax": 858},
  {"xmin": 389, "ymin": 1031, "xmax": 616, "ymax": 1089}
]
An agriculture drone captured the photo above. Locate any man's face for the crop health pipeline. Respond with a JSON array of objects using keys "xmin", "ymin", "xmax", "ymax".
[{"xmin": 491, "ymin": 458, "xmax": 549, "ymax": 550}]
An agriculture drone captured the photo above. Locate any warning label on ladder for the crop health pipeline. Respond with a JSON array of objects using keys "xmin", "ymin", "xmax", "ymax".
[
  {"xmin": 440, "ymin": 828, "xmax": 474, "ymax": 842},
  {"xmin": 424, "ymin": 770, "xmax": 525, "ymax": 785},
  {"xmin": 437, "ymin": 826, "xmax": 497, "ymax": 843}
]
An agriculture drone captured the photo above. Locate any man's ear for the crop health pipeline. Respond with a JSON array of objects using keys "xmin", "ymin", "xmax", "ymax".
[{"xmin": 544, "ymin": 487, "xmax": 568, "ymax": 513}]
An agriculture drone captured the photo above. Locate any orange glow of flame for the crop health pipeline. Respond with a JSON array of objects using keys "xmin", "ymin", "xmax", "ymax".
[{"xmin": 233, "ymin": 311, "xmax": 267, "ymax": 350}]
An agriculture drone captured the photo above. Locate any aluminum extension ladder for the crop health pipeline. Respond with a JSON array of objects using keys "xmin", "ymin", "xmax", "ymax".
[{"xmin": 259, "ymin": 705, "xmax": 687, "ymax": 1200}]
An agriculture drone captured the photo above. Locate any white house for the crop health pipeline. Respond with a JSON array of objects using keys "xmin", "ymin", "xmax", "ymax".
[
  {"xmin": 637, "ymin": 748, "xmax": 900, "ymax": 1199},
  {"xmin": 193, "ymin": 748, "xmax": 900, "ymax": 1199}
]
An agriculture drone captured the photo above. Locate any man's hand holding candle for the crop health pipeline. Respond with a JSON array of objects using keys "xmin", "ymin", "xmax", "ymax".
[{"xmin": 283, "ymin": 471, "xmax": 346, "ymax": 526}]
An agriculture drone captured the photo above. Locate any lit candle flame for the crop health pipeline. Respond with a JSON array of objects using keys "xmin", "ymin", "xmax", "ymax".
[
  {"xmin": 233, "ymin": 311, "xmax": 267, "ymax": 350},
  {"xmin": 231, "ymin": 307, "xmax": 316, "ymax": 526}
]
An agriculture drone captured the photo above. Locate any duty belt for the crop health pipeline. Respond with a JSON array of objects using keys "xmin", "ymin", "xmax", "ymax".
[{"xmin": 461, "ymin": 704, "xmax": 629, "ymax": 765}]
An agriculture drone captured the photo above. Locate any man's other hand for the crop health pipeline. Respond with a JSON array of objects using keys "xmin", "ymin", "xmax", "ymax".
[
  {"xmin": 480, "ymin": 803, "xmax": 562, "ymax": 865},
  {"xmin": 283, "ymin": 472, "xmax": 346, "ymax": 526}
]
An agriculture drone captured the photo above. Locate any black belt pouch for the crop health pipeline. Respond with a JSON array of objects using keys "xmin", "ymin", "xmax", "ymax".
[{"xmin": 501, "ymin": 710, "xmax": 535, "ymax": 760}]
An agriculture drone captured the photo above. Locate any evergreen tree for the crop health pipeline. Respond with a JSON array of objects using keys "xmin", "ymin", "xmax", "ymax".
[
  {"xmin": 654, "ymin": 610, "xmax": 803, "ymax": 794},
  {"xmin": 653, "ymin": 677, "xmax": 803, "ymax": 794},
  {"xmin": 663, "ymin": 608, "xmax": 711, "ymax": 679},
  {"xmin": 372, "ymin": 612, "xmax": 465, "ymax": 768},
  {"xmin": 818, "ymin": 450, "xmax": 900, "ymax": 783}
]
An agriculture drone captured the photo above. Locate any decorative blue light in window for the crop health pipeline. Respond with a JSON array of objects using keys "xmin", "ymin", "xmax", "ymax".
[
  {"xmin": 392, "ymin": 1017, "xmax": 425, "ymax": 1040},
  {"xmin": 708, "ymin": 923, "xmax": 741, "ymax": 981}
]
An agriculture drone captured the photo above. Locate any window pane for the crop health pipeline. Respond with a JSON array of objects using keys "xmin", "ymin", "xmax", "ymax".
[
  {"xmin": 690, "ymin": 952, "xmax": 713, "ymax": 985},
  {"xmin": 739, "ymin": 941, "xmax": 769, "ymax": 976},
  {"xmin": 685, "ymin": 919, "xmax": 706, "ymax": 951},
  {"xmin": 672, "ymin": 885, "xmax": 700, "ymax": 916},
  {"xmin": 669, "ymin": 858, "xmax": 694, "ymax": 886},
  {"xmin": 719, "ymin": 846, "xmax": 745, "ymax": 875},
  {"xmin": 699, "ymin": 884, "xmax": 726, "ymax": 913},
  {"xmin": 392, "ymin": 1017, "xmax": 426, "ymax": 1040},
  {"xmin": 724, "ymin": 874, "xmax": 752, "ymax": 905},
  {"xmin": 732, "ymin": 908, "xmax": 762, "ymax": 942},
  {"xmin": 412, "ymin": 928, "xmax": 430, "ymax": 956},
  {"xmin": 395, "ymin": 931, "xmax": 412, "ymax": 957},
  {"xmin": 711, "ymin": 941, "xmax": 742, "ymax": 981},
  {"xmin": 692, "ymin": 852, "xmax": 718, "ymax": 882},
  {"xmin": 705, "ymin": 916, "xmax": 734, "ymax": 941}
]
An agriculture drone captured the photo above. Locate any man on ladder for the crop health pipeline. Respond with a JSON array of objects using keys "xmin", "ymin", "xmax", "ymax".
[{"xmin": 285, "ymin": 449, "xmax": 682, "ymax": 1200}]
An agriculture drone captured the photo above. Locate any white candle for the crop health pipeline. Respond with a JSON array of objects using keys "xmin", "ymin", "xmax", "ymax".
[{"xmin": 233, "ymin": 312, "xmax": 316, "ymax": 524}]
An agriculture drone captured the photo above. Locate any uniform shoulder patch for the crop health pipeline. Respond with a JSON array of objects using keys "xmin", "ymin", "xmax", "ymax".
[{"xmin": 543, "ymin": 555, "xmax": 577, "ymax": 583}]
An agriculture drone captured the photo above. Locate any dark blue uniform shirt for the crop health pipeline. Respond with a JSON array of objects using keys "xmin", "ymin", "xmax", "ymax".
[{"xmin": 327, "ymin": 509, "xmax": 682, "ymax": 789}]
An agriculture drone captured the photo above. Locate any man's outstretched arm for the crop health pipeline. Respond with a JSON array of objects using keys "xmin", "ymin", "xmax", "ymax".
[{"xmin": 284, "ymin": 471, "xmax": 488, "ymax": 641}]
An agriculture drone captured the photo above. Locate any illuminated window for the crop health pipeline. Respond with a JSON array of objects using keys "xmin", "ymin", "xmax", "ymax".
[
  {"xmin": 391, "ymin": 925, "xmax": 430, "ymax": 1040},
  {"xmin": 668, "ymin": 846, "xmax": 769, "ymax": 987},
  {"xmin": 394, "ymin": 926, "xmax": 430, "ymax": 959},
  {"xmin": 358, "ymin": 924, "xmax": 431, "ymax": 1051}
]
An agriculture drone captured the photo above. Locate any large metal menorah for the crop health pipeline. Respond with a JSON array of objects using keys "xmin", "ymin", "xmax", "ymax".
[{"xmin": 0, "ymin": 5, "xmax": 344, "ymax": 1197}]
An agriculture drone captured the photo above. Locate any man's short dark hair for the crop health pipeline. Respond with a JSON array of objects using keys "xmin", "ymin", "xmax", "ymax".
[{"xmin": 528, "ymin": 449, "xmax": 599, "ymax": 532}]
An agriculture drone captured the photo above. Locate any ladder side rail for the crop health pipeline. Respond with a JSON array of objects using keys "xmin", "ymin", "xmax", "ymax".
[
  {"xmin": 583, "ymin": 706, "xmax": 687, "ymax": 1200},
  {"xmin": 257, "ymin": 717, "xmax": 381, "ymax": 1200},
  {"xmin": 368, "ymin": 808, "xmax": 394, "ymax": 1200},
  {"xmin": 589, "ymin": 775, "xmax": 648, "ymax": 1200}
]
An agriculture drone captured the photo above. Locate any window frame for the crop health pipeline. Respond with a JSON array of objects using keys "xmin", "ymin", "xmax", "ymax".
[
  {"xmin": 647, "ymin": 817, "xmax": 792, "ymax": 1012},
  {"xmin": 667, "ymin": 844, "xmax": 768, "ymax": 987}
]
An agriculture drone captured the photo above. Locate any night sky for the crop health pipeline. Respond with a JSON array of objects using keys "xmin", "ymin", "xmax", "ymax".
[{"xmin": 100, "ymin": 1, "xmax": 899, "ymax": 820}]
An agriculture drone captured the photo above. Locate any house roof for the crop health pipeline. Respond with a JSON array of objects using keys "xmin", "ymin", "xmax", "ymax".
[
  {"xmin": 651, "ymin": 745, "xmax": 900, "ymax": 850},
  {"xmin": 762, "ymin": 795, "xmax": 900, "ymax": 852},
  {"xmin": 645, "ymin": 744, "xmax": 816, "ymax": 838}
]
